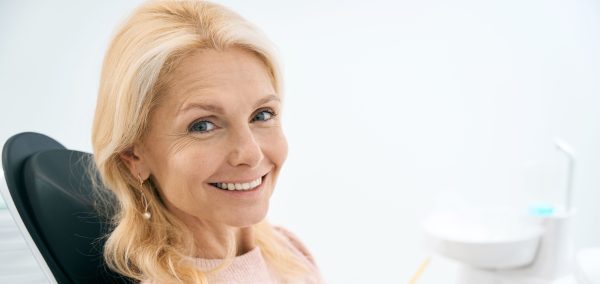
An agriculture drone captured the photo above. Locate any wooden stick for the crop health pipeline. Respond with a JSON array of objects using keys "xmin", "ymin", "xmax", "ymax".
[{"xmin": 408, "ymin": 257, "xmax": 431, "ymax": 284}]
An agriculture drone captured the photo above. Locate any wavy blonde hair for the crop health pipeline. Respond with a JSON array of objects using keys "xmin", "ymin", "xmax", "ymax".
[{"xmin": 91, "ymin": 1, "xmax": 309, "ymax": 282}]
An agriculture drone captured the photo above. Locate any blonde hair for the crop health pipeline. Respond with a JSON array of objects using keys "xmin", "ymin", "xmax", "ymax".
[{"xmin": 91, "ymin": 1, "xmax": 308, "ymax": 282}]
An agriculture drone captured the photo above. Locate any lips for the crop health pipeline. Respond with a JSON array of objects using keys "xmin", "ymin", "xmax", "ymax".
[{"xmin": 209, "ymin": 174, "xmax": 266, "ymax": 191}]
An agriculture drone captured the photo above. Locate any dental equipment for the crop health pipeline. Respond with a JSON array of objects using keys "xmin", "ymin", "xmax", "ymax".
[{"xmin": 423, "ymin": 138, "xmax": 579, "ymax": 284}]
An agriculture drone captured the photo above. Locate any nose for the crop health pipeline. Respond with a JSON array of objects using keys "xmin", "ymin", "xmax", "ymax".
[{"xmin": 226, "ymin": 126, "xmax": 264, "ymax": 168}]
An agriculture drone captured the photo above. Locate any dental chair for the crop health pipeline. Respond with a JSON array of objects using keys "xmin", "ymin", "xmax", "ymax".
[{"xmin": 1, "ymin": 132, "xmax": 132, "ymax": 284}]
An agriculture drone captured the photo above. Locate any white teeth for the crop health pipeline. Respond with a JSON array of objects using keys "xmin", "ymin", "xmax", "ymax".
[{"xmin": 213, "ymin": 177, "xmax": 263, "ymax": 191}]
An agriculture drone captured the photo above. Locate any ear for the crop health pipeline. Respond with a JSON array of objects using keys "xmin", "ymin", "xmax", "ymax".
[{"xmin": 119, "ymin": 145, "xmax": 151, "ymax": 181}]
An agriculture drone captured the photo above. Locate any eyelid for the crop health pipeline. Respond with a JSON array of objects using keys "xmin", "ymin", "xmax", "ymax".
[
  {"xmin": 251, "ymin": 107, "xmax": 278, "ymax": 121},
  {"xmin": 254, "ymin": 107, "xmax": 277, "ymax": 116},
  {"xmin": 187, "ymin": 117, "xmax": 219, "ymax": 133},
  {"xmin": 186, "ymin": 108, "xmax": 277, "ymax": 133}
]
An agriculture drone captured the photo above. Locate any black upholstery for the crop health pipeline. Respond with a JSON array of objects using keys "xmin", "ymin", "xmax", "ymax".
[{"xmin": 2, "ymin": 132, "xmax": 132, "ymax": 284}]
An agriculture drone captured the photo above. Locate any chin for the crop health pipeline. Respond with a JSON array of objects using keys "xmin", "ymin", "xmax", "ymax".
[{"xmin": 226, "ymin": 204, "xmax": 270, "ymax": 228}]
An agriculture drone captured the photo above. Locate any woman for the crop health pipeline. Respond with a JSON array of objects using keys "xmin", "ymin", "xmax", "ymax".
[{"xmin": 91, "ymin": 1, "xmax": 322, "ymax": 283}]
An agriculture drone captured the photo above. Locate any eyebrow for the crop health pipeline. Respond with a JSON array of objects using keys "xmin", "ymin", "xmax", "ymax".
[
  {"xmin": 178, "ymin": 94, "xmax": 280, "ymax": 115},
  {"xmin": 179, "ymin": 102, "xmax": 225, "ymax": 115},
  {"xmin": 253, "ymin": 94, "xmax": 280, "ymax": 109}
]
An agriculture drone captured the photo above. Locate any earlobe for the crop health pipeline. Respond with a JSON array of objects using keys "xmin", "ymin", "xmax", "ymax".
[{"xmin": 119, "ymin": 146, "xmax": 150, "ymax": 180}]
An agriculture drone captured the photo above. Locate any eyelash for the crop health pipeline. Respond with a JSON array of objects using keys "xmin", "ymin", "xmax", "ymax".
[
  {"xmin": 187, "ymin": 108, "xmax": 278, "ymax": 134},
  {"xmin": 252, "ymin": 108, "xmax": 277, "ymax": 122}
]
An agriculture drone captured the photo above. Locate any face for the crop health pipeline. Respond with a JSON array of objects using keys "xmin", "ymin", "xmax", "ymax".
[{"xmin": 130, "ymin": 47, "xmax": 287, "ymax": 228}]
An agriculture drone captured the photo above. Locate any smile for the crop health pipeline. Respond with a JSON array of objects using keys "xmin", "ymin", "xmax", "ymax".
[{"xmin": 209, "ymin": 176, "xmax": 264, "ymax": 191}]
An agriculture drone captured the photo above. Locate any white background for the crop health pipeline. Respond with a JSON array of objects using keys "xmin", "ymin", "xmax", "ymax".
[{"xmin": 1, "ymin": 0, "xmax": 599, "ymax": 283}]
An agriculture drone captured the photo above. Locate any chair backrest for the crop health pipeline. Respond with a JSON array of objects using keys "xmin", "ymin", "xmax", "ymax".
[{"xmin": 2, "ymin": 132, "xmax": 131, "ymax": 284}]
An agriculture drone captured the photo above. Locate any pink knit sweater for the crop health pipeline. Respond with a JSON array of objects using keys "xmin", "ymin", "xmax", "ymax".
[{"xmin": 141, "ymin": 227, "xmax": 323, "ymax": 283}]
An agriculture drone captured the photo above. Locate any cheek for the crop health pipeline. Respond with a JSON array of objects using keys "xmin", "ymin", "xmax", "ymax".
[
  {"xmin": 168, "ymin": 145, "xmax": 221, "ymax": 183},
  {"xmin": 261, "ymin": 128, "xmax": 288, "ymax": 166},
  {"xmin": 151, "ymin": 143, "xmax": 220, "ymax": 200}
]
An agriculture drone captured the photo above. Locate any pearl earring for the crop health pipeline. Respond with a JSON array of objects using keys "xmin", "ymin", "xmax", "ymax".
[{"xmin": 137, "ymin": 173, "xmax": 151, "ymax": 220}]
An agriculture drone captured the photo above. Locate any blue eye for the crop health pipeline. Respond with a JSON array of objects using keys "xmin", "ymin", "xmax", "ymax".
[
  {"xmin": 252, "ymin": 110, "xmax": 275, "ymax": 122},
  {"xmin": 189, "ymin": 120, "xmax": 216, "ymax": 133}
]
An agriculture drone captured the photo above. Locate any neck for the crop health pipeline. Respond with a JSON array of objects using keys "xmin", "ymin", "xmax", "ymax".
[
  {"xmin": 195, "ymin": 224, "xmax": 256, "ymax": 259},
  {"xmin": 163, "ymin": 200, "xmax": 258, "ymax": 258},
  {"xmin": 177, "ymin": 216, "xmax": 256, "ymax": 259}
]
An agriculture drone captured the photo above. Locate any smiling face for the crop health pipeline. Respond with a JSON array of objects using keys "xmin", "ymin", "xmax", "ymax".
[{"xmin": 131, "ymin": 47, "xmax": 287, "ymax": 228}]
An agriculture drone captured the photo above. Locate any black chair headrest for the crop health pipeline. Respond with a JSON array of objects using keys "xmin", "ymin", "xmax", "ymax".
[{"xmin": 2, "ymin": 132, "xmax": 131, "ymax": 284}]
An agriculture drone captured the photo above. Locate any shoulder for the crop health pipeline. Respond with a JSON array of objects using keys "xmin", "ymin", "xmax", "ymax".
[{"xmin": 273, "ymin": 226, "xmax": 317, "ymax": 265}]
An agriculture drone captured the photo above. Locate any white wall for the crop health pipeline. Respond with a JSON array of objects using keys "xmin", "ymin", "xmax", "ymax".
[{"xmin": 1, "ymin": 1, "xmax": 599, "ymax": 283}]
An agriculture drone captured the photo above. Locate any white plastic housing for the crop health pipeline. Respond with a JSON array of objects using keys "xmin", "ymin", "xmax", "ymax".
[{"xmin": 423, "ymin": 209, "xmax": 544, "ymax": 269}]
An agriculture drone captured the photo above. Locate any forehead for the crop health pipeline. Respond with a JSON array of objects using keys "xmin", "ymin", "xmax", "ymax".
[
  {"xmin": 144, "ymin": 48, "xmax": 278, "ymax": 135},
  {"xmin": 155, "ymin": 47, "xmax": 277, "ymax": 115},
  {"xmin": 168, "ymin": 47, "xmax": 273, "ymax": 95}
]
